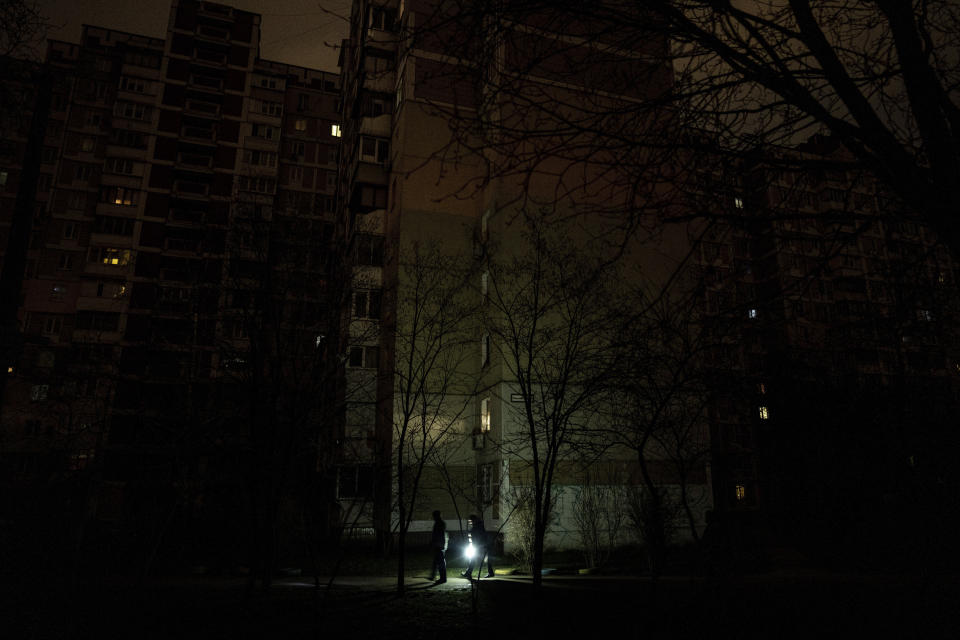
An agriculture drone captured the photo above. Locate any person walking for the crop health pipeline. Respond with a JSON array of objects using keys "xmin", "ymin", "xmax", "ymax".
[
  {"xmin": 428, "ymin": 510, "xmax": 448, "ymax": 584},
  {"xmin": 461, "ymin": 514, "xmax": 494, "ymax": 579}
]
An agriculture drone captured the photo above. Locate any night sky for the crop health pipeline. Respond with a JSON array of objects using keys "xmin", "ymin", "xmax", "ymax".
[{"xmin": 38, "ymin": 0, "xmax": 350, "ymax": 71}]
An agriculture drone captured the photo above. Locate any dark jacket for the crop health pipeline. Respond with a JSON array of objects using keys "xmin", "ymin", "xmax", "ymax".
[{"xmin": 431, "ymin": 518, "xmax": 448, "ymax": 550}]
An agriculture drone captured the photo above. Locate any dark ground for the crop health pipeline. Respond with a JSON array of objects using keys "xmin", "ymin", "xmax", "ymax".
[{"xmin": 4, "ymin": 549, "xmax": 959, "ymax": 639}]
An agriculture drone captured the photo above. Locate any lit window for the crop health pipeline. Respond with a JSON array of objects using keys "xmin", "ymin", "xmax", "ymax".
[
  {"xmin": 917, "ymin": 309, "xmax": 933, "ymax": 322},
  {"xmin": 0, "ymin": 170, "xmax": 7, "ymax": 186},
  {"xmin": 757, "ymin": 382, "xmax": 766, "ymax": 395},
  {"xmin": 480, "ymin": 397, "xmax": 490, "ymax": 432},
  {"xmin": 295, "ymin": 119, "xmax": 307, "ymax": 132},
  {"xmin": 735, "ymin": 485, "xmax": 746, "ymax": 501},
  {"xmin": 734, "ymin": 196, "xmax": 744, "ymax": 209},
  {"xmin": 748, "ymin": 308, "xmax": 758, "ymax": 319},
  {"xmin": 331, "ymin": 123, "xmax": 342, "ymax": 137},
  {"xmin": 758, "ymin": 406, "xmax": 769, "ymax": 420}
]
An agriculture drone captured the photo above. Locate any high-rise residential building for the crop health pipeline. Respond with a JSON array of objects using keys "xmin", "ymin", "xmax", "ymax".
[
  {"xmin": 0, "ymin": 1, "xmax": 341, "ymax": 566},
  {"xmin": 697, "ymin": 135, "xmax": 960, "ymax": 554},
  {"xmin": 336, "ymin": 0, "xmax": 712, "ymax": 551}
]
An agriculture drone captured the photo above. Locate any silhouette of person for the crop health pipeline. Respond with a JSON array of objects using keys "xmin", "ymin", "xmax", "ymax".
[
  {"xmin": 462, "ymin": 514, "xmax": 494, "ymax": 579},
  {"xmin": 428, "ymin": 510, "xmax": 447, "ymax": 583}
]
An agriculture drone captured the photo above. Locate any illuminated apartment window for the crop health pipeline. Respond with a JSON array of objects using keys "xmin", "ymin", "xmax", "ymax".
[
  {"xmin": 480, "ymin": 397, "xmax": 490, "ymax": 432},
  {"xmin": 331, "ymin": 123, "xmax": 342, "ymax": 137},
  {"xmin": 735, "ymin": 485, "xmax": 746, "ymax": 501},
  {"xmin": 89, "ymin": 247, "xmax": 132, "ymax": 266},
  {"xmin": 917, "ymin": 309, "xmax": 933, "ymax": 322},
  {"xmin": 748, "ymin": 308, "xmax": 758, "ymax": 319},
  {"xmin": 734, "ymin": 196, "xmax": 744, "ymax": 209},
  {"xmin": 295, "ymin": 119, "xmax": 307, "ymax": 132},
  {"xmin": 758, "ymin": 406, "xmax": 769, "ymax": 420}
]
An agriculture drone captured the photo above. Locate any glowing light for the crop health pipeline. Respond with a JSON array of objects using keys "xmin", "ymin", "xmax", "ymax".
[
  {"xmin": 735, "ymin": 485, "xmax": 746, "ymax": 501},
  {"xmin": 464, "ymin": 543, "xmax": 475, "ymax": 559},
  {"xmin": 758, "ymin": 406, "xmax": 769, "ymax": 420}
]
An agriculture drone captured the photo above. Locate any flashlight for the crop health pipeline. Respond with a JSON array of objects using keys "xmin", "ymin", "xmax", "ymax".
[{"xmin": 465, "ymin": 542, "xmax": 475, "ymax": 559}]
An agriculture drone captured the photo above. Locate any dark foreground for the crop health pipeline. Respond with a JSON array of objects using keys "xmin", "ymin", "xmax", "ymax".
[{"xmin": 5, "ymin": 571, "xmax": 959, "ymax": 639}]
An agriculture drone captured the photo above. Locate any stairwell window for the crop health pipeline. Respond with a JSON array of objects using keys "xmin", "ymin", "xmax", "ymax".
[
  {"xmin": 480, "ymin": 397, "xmax": 490, "ymax": 432},
  {"xmin": 481, "ymin": 333, "xmax": 490, "ymax": 367},
  {"xmin": 331, "ymin": 123, "xmax": 342, "ymax": 138}
]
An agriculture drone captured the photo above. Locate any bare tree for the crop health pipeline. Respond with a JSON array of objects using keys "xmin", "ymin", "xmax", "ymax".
[
  {"xmin": 388, "ymin": 241, "xmax": 480, "ymax": 593},
  {"xmin": 486, "ymin": 219, "xmax": 622, "ymax": 587},
  {"xmin": 647, "ymin": 0, "xmax": 960, "ymax": 259}
]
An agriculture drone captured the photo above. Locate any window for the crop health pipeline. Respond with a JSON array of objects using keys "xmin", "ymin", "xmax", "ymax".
[
  {"xmin": 242, "ymin": 149, "xmax": 277, "ymax": 167},
  {"xmin": 251, "ymin": 123, "xmax": 276, "ymax": 139},
  {"xmin": 326, "ymin": 172, "xmax": 337, "ymax": 190},
  {"xmin": 260, "ymin": 100, "xmax": 282, "ymax": 116},
  {"xmin": 481, "ymin": 333, "xmax": 490, "ymax": 367},
  {"xmin": 354, "ymin": 234, "xmax": 384, "ymax": 266},
  {"xmin": 58, "ymin": 253, "xmax": 74, "ymax": 270},
  {"xmin": 481, "ymin": 271, "xmax": 489, "ymax": 300},
  {"xmin": 75, "ymin": 163, "xmax": 96, "ymax": 181},
  {"xmin": 360, "ymin": 136, "xmax": 389, "ymax": 164},
  {"xmin": 88, "ymin": 247, "xmax": 133, "ymax": 266},
  {"xmin": 94, "ymin": 215, "xmax": 135, "ymax": 236},
  {"xmin": 758, "ymin": 406, "xmax": 769, "ymax": 420},
  {"xmin": 81, "ymin": 137, "xmax": 96, "ymax": 153},
  {"xmin": 298, "ymin": 93, "xmax": 309, "ymax": 110},
  {"xmin": 735, "ymin": 485, "xmax": 746, "ymax": 501},
  {"xmin": 75, "ymin": 311, "xmax": 120, "ymax": 331},
  {"xmin": 62, "ymin": 221, "xmax": 79, "ymax": 239},
  {"xmin": 369, "ymin": 5, "xmax": 396, "ymax": 30},
  {"xmin": 757, "ymin": 382, "xmax": 766, "ymax": 395},
  {"xmin": 480, "ymin": 397, "xmax": 490, "ymax": 432},
  {"xmin": 258, "ymin": 77, "xmax": 278, "ymax": 89},
  {"xmin": 294, "ymin": 118, "xmax": 307, "ymax": 132},
  {"xmin": 353, "ymin": 290, "xmax": 382, "ymax": 319},
  {"xmin": 347, "ymin": 345, "xmax": 379, "ymax": 369},
  {"xmin": 331, "ymin": 123, "xmax": 341, "ymax": 137},
  {"xmin": 119, "ymin": 75, "xmax": 147, "ymax": 93},
  {"xmin": 289, "ymin": 166, "xmax": 303, "ymax": 184},
  {"xmin": 104, "ymin": 157, "xmax": 136, "ymax": 175},
  {"xmin": 114, "ymin": 101, "xmax": 149, "ymax": 120},
  {"xmin": 101, "ymin": 186, "xmax": 138, "ymax": 206},
  {"xmin": 327, "ymin": 146, "xmax": 338, "ymax": 165},
  {"xmin": 84, "ymin": 112, "xmax": 102, "ymax": 128},
  {"xmin": 238, "ymin": 176, "xmax": 276, "ymax": 194},
  {"xmin": 337, "ymin": 465, "xmax": 374, "ymax": 498},
  {"xmin": 110, "ymin": 129, "xmax": 146, "ymax": 149},
  {"xmin": 0, "ymin": 170, "xmax": 6, "ymax": 187},
  {"xmin": 481, "ymin": 208, "xmax": 491, "ymax": 240},
  {"xmin": 30, "ymin": 384, "xmax": 49, "ymax": 401},
  {"xmin": 733, "ymin": 196, "xmax": 744, "ymax": 209},
  {"xmin": 917, "ymin": 309, "xmax": 933, "ymax": 322},
  {"xmin": 42, "ymin": 317, "xmax": 62, "ymax": 335},
  {"xmin": 747, "ymin": 308, "xmax": 757, "ymax": 319},
  {"xmin": 50, "ymin": 285, "xmax": 66, "ymax": 301},
  {"xmin": 291, "ymin": 141, "xmax": 305, "ymax": 158}
]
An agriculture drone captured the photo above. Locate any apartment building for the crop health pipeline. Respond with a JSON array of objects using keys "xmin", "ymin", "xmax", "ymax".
[
  {"xmin": 699, "ymin": 135, "xmax": 960, "ymax": 551},
  {"xmin": 337, "ymin": 0, "xmax": 712, "ymax": 551},
  {"xmin": 0, "ymin": 1, "xmax": 341, "ymax": 566}
]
